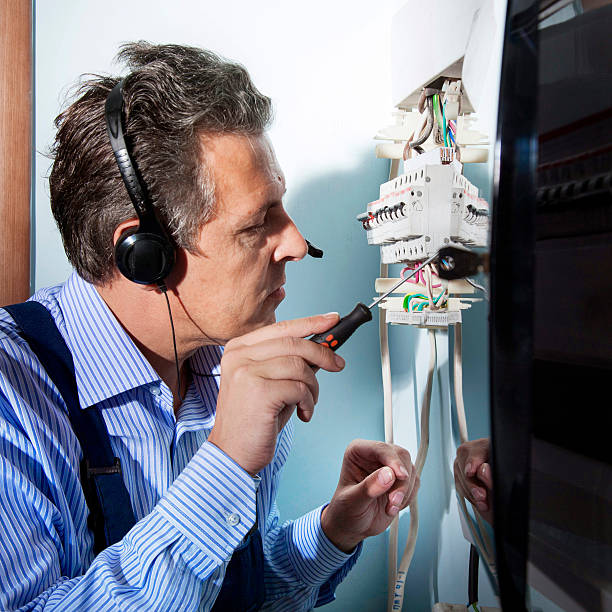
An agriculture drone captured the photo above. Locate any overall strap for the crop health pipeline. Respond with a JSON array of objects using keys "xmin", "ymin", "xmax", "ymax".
[{"xmin": 3, "ymin": 301, "xmax": 137, "ymax": 553}]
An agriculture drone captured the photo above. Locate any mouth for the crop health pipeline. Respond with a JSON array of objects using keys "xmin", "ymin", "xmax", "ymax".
[{"xmin": 267, "ymin": 280, "xmax": 286, "ymax": 303}]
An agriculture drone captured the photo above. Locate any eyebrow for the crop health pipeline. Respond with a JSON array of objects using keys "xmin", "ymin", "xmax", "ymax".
[
  {"xmin": 236, "ymin": 187, "xmax": 287, "ymax": 229},
  {"xmin": 249, "ymin": 187, "xmax": 287, "ymax": 217}
]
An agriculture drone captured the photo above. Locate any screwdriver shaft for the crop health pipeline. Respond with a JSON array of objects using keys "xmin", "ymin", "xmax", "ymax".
[{"xmin": 367, "ymin": 252, "xmax": 439, "ymax": 309}]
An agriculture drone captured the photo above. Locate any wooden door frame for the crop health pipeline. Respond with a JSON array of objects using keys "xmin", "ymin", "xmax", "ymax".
[{"xmin": 0, "ymin": 0, "xmax": 32, "ymax": 305}]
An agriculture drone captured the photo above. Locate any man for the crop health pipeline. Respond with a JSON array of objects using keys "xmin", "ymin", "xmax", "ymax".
[{"xmin": 0, "ymin": 42, "xmax": 418, "ymax": 610}]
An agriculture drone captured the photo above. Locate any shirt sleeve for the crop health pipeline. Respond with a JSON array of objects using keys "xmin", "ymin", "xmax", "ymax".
[
  {"xmin": 261, "ymin": 502, "xmax": 362, "ymax": 611},
  {"xmin": 0, "ymin": 392, "xmax": 258, "ymax": 612}
]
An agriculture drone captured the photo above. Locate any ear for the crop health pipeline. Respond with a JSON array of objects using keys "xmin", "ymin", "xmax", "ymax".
[{"xmin": 113, "ymin": 218, "xmax": 140, "ymax": 247}]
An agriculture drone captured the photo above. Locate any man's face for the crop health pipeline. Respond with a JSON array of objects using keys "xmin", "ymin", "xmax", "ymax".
[{"xmin": 174, "ymin": 133, "xmax": 307, "ymax": 346}]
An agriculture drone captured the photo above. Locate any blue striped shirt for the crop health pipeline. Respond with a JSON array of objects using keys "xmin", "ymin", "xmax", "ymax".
[{"xmin": 0, "ymin": 272, "xmax": 359, "ymax": 611}]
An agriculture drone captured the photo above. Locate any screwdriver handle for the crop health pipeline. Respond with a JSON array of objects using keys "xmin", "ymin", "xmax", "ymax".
[{"xmin": 309, "ymin": 303, "xmax": 372, "ymax": 351}]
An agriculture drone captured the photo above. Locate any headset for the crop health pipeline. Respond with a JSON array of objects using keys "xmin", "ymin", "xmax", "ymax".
[
  {"xmin": 104, "ymin": 79, "xmax": 323, "ymax": 287},
  {"xmin": 104, "ymin": 79, "xmax": 175, "ymax": 286}
]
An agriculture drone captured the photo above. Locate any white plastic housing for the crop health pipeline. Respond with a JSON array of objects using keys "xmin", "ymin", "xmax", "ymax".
[{"xmin": 357, "ymin": 149, "xmax": 488, "ymax": 264}]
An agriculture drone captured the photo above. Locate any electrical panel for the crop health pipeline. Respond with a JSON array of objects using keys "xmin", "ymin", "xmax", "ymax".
[
  {"xmin": 366, "ymin": 71, "xmax": 496, "ymax": 612},
  {"xmin": 358, "ymin": 77, "xmax": 490, "ymax": 331}
]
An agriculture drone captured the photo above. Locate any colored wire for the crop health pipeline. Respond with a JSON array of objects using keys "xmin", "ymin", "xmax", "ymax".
[
  {"xmin": 433, "ymin": 94, "xmax": 444, "ymax": 140},
  {"xmin": 403, "ymin": 293, "xmax": 428, "ymax": 311},
  {"xmin": 442, "ymin": 100, "xmax": 448, "ymax": 147}
]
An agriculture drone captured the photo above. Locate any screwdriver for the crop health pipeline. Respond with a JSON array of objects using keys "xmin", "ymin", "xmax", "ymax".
[{"xmin": 309, "ymin": 252, "xmax": 439, "ymax": 351}]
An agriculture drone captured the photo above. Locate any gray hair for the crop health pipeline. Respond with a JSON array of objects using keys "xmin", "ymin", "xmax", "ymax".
[{"xmin": 49, "ymin": 42, "xmax": 273, "ymax": 284}]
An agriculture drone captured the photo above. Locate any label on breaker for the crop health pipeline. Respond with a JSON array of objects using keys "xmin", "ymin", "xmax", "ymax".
[{"xmin": 386, "ymin": 310, "xmax": 462, "ymax": 327}]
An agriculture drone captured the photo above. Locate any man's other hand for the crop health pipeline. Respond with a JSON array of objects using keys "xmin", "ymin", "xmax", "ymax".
[
  {"xmin": 454, "ymin": 437, "xmax": 493, "ymax": 524},
  {"xmin": 321, "ymin": 440, "xmax": 419, "ymax": 553},
  {"xmin": 208, "ymin": 313, "xmax": 345, "ymax": 475}
]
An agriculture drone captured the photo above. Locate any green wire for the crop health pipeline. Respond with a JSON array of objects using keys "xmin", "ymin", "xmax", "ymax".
[
  {"xmin": 433, "ymin": 94, "xmax": 444, "ymax": 139},
  {"xmin": 442, "ymin": 100, "xmax": 448, "ymax": 146},
  {"xmin": 403, "ymin": 293, "xmax": 427, "ymax": 311},
  {"xmin": 403, "ymin": 290, "xmax": 447, "ymax": 312}
]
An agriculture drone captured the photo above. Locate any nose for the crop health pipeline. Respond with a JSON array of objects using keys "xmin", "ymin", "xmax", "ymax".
[{"xmin": 273, "ymin": 212, "xmax": 308, "ymax": 263}]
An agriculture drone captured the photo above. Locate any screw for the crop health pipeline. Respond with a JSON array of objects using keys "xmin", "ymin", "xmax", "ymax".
[{"xmin": 440, "ymin": 256, "xmax": 455, "ymax": 271}]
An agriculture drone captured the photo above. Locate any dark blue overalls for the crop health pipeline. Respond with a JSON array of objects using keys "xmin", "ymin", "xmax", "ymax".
[{"xmin": 5, "ymin": 302, "xmax": 265, "ymax": 612}]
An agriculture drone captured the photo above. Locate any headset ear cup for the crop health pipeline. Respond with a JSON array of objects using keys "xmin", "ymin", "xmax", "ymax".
[{"xmin": 115, "ymin": 230, "xmax": 175, "ymax": 285}]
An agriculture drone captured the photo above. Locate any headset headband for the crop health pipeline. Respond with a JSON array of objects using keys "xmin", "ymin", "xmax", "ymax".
[{"xmin": 105, "ymin": 79, "xmax": 152, "ymax": 219}]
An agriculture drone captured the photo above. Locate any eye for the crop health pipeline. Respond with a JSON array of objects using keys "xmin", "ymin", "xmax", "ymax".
[
  {"xmin": 245, "ymin": 221, "xmax": 266, "ymax": 234},
  {"xmin": 243, "ymin": 203, "xmax": 282, "ymax": 234}
]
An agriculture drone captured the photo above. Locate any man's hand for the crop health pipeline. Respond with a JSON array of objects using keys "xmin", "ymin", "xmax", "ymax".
[
  {"xmin": 453, "ymin": 438, "xmax": 493, "ymax": 524},
  {"xmin": 321, "ymin": 440, "xmax": 419, "ymax": 553},
  {"xmin": 208, "ymin": 313, "xmax": 345, "ymax": 475}
]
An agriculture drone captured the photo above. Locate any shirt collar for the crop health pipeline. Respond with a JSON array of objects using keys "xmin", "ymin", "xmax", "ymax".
[
  {"xmin": 59, "ymin": 272, "xmax": 161, "ymax": 408},
  {"xmin": 58, "ymin": 273, "xmax": 225, "ymax": 412}
]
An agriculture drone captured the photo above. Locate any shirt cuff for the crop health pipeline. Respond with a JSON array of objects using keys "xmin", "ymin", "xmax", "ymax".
[
  {"xmin": 156, "ymin": 441, "xmax": 257, "ymax": 565},
  {"xmin": 286, "ymin": 505, "xmax": 360, "ymax": 587}
]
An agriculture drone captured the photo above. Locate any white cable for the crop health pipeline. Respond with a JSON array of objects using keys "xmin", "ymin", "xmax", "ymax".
[
  {"xmin": 380, "ymin": 259, "xmax": 398, "ymax": 608},
  {"xmin": 453, "ymin": 323, "xmax": 469, "ymax": 445},
  {"xmin": 465, "ymin": 277, "xmax": 487, "ymax": 297},
  {"xmin": 383, "ymin": 162, "xmax": 401, "ymax": 610},
  {"xmin": 453, "ymin": 322, "xmax": 496, "ymax": 571},
  {"xmin": 425, "ymin": 266, "xmax": 435, "ymax": 310},
  {"xmin": 390, "ymin": 329, "xmax": 436, "ymax": 612}
]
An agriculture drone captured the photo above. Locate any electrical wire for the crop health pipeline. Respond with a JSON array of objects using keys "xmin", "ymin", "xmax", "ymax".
[
  {"xmin": 465, "ymin": 277, "xmax": 488, "ymax": 299},
  {"xmin": 468, "ymin": 544, "xmax": 480, "ymax": 606},
  {"xmin": 159, "ymin": 282, "xmax": 183, "ymax": 403},
  {"xmin": 381, "ymin": 165, "xmax": 399, "ymax": 612},
  {"xmin": 389, "ymin": 329, "xmax": 437, "ymax": 612},
  {"xmin": 442, "ymin": 100, "xmax": 448, "ymax": 147},
  {"xmin": 433, "ymin": 94, "xmax": 445, "ymax": 142},
  {"xmin": 453, "ymin": 323, "xmax": 496, "ymax": 574},
  {"xmin": 410, "ymin": 97, "xmax": 434, "ymax": 150},
  {"xmin": 425, "ymin": 266, "xmax": 435, "ymax": 309}
]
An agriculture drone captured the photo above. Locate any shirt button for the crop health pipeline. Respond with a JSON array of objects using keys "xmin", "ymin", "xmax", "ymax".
[
  {"xmin": 226, "ymin": 513, "xmax": 240, "ymax": 526},
  {"xmin": 150, "ymin": 385, "xmax": 161, "ymax": 397}
]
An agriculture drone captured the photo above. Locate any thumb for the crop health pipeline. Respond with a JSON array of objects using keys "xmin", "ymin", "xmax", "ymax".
[{"xmin": 355, "ymin": 466, "xmax": 396, "ymax": 500}]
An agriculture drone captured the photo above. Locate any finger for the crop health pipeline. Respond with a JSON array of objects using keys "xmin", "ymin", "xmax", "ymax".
[
  {"xmin": 231, "ymin": 335, "xmax": 345, "ymax": 373},
  {"xmin": 228, "ymin": 313, "xmax": 340, "ymax": 348},
  {"xmin": 355, "ymin": 466, "xmax": 397, "ymax": 502},
  {"xmin": 251, "ymin": 356, "xmax": 319, "ymax": 404},
  {"xmin": 454, "ymin": 458, "xmax": 473, "ymax": 500},
  {"xmin": 345, "ymin": 440, "xmax": 412, "ymax": 482},
  {"xmin": 469, "ymin": 485, "xmax": 489, "ymax": 508},
  {"xmin": 457, "ymin": 438, "xmax": 489, "ymax": 477},
  {"xmin": 455, "ymin": 460, "xmax": 489, "ymax": 508},
  {"xmin": 477, "ymin": 462, "xmax": 493, "ymax": 490},
  {"xmin": 278, "ymin": 404, "xmax": 297, "ymax": 430},
  {"xmin": 296, "ymin": 400, "xmax": 315, "ymax": 423},
  {"xmin": 386, "ymin": 472, "xmax": 420, "ymax": 515},
  {"xmin": 266, "ymin": 379, "xmax": 314, "ymax": 419}
]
